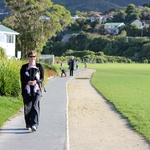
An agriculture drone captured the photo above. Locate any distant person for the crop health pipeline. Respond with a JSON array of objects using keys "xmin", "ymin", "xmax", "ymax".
[
  {"xmin": 60, "ymin": 62, "xmax": 63, "ymax": 67},
  {"xmin": 20, "ymin": 50, "xmax": 44, "ymax": 132},
  {"xmin": 75, "ymin": 59, "xmax": 79, "ymax": 69},
  {"xmin": 68, "ymin": 56, "xmax": 74, "ymax": 76},
  {"xmin": 84, "ymin": 62, "xmax": 87, "ymax": 68},
  {"xmin": 60, "ymin": 67, "xmax": 67, "ymax": 77}
]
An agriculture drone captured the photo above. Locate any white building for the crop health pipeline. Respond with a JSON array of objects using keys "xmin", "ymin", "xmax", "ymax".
[
  {"xmin": 104, "ymin": 22, "xmax": 125, "ymax": 35},
  {"xmin": 131, "ymin": 19, "xmax": 150, "ymax": 29},
  {"xmin": 71, "ymin": 15, "xmax": 85, "ymax": 22},
  {"xmin": 131, "ymin": 19, "xmax": 143, "ymax": 29},
  {"xmin": 0, "ymin": 24, "xmax": 19, "ymax": 58}
]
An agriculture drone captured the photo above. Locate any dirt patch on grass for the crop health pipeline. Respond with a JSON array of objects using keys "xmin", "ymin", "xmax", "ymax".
[{"xmin": 45, "ymin": 68, "xmax": 57, "ymax": 77}]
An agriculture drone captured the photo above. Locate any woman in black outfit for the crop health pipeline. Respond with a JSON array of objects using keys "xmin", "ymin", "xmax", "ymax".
[{"xmin": 20, "ymin": 51, "xmax": 44, "ymax": 132}]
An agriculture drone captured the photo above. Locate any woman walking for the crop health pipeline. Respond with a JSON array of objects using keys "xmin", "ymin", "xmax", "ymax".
[{"xmin": 20, "ymin": 51, "xmax": 44, "ymax": 132}]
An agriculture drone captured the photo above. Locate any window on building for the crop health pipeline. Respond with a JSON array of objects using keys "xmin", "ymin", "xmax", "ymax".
[
  {"xmin": 0, "ymin": 34, "xmax": 4, "ymax": 42},
  {"xmin": 7, "ymin": 35, "xmax": 14, "ymax": 43}
]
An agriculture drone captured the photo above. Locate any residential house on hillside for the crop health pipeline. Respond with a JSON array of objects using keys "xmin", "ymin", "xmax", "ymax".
[
  {"xmin": 100, "ymin": 14, "xmax": 113, "ymax": 24},
  {"xmin": 104, "ymin": 22, "xmax": 125, "ymax": 35},
  {"xmin": 131, "ymin": 19, "xmax": 150, "ymax": 29},
  {"xmin": 90, "ymin": 14, "xmax": 102, "ymax": 22},
  {"xmin": 0, "ymin": 24, "xmax": 19, "ymax": 58},
  {"xmin": 131, "ymin": 19, "xmax": 143, "ymax": 29},
  {"xmin": 89, "ymin": 14, "xmax": 113, "ymax": 24},
  {"xmin": 71, "ymin": 15, "xmax": 86, "ymax": 22}
]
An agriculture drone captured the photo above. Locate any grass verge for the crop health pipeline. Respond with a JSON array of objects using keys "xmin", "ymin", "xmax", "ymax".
[
  {"xmin": 89, "ymin": 63, "xmax": 150, "ymax": 143},
  {"xmin": 0, "ymin": 96, "xmax": 23, "ymax": 127}
]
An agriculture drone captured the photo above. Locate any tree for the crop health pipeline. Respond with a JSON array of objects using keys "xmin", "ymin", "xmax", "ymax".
[
  {"xmin": 122, "ymin": 24, "xmax": 139, "ymax": 36},
  {"xmin": 3, "ymin": 0, "xmax": 72, "ymax": 58},
  {"xmin": 113, "ymin": 10, "xmax": 126, "ymax": 22},
  {"xmin": 125, "ymin": 4, "xmax": 140, "ymax": 23},
  {"xmin": 82, "ymin": 24, "xmax": 92, "ymax": 32},
  {"xmin": 75, "ymin": 11, "xmax": 87, "ymax": 17},
  {"xmin": 103, "ymin": 42, "xmax": 113, "ymax": 55},
  {"xmin": 70, "ymin": 23, "xmax": 80, "ymax": 31},
  {"xmin": 141, "ymin": 7, "xmax": 150, "ymax": 20},
  {"xmin": 139, "ymin": 43, "xmax": 150, "ymax": 61}
]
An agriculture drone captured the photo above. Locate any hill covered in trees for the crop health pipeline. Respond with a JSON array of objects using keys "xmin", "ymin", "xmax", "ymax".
[
  {"xmin": 0, "ymin": 0, "xmax": 150, "ymax": 14},
  {"xmin": 42, "ymin": 4, "xmax": 150, "ymax": 63},
  {"xmin": 52, "ymin": 0, "xmax": 150, "ymax": 13}
]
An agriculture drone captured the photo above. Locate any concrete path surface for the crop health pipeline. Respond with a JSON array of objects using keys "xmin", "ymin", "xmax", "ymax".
[{"xmin": 0, "ymin": 69, "xmax": 83, "ymax": 150}]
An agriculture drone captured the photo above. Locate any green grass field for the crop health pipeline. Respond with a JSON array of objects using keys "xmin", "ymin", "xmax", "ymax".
[
  {"xmin": 86, "ymin": 63, "xmax": 150, "ymax": 143},
  {"xmin": 0, "ymin": 96, "xmax": 23, "ymax": 127}
]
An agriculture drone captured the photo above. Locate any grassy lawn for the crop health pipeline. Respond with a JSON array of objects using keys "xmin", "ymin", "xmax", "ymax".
[
  {"xmin": 0, "ymin": 96, "xmax": 23, "ymax": 127},
  {"xmin": 87, "ymin": 63, "xmax": 150, "ymax": 143}
]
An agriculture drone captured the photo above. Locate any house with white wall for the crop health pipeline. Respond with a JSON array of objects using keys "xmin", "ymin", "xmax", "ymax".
[
  {"xmin": 0, "ymin": 24, "xmax": 19, "ymax": 58},
  {"xmin": 104, "ymin": 22, "xmax": 125, "ymax": 35},
  {"xmin": 71, "ymin": 15, "xmax": 86, "ymax": 22},
  {"xmin": 131, "ymin": 19, "xmax": 143, "ymax": 29},
  {"xmin": 89, "ymin": 14, "xmax": 113, "ymax": 24},
  {"xmin": 131, "ymin": 19, "xmax": 150, "ymax": 29}
]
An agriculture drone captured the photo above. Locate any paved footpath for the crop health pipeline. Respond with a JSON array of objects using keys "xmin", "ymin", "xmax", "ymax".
[{"xmin": 0, "ymin": 69, "xmax": 83, "ymax": 150}]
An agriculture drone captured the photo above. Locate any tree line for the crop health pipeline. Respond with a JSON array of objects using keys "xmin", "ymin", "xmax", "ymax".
[
  {"xmin": 42, "ymin": 4, "xmax": 150, "ymax": 63},
  {"xmin": 1, "ymin": 2, "xmax": 150, "ymax": 62}
]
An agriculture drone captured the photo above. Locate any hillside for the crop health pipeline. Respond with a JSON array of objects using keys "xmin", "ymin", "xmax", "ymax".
[
  {"xmin": 0, "ymin": 0, "xmax": 150, "ymax": 14},
  {"xmin": 51, "ymin": 0, "xmax": 150, "ymax": 13}
]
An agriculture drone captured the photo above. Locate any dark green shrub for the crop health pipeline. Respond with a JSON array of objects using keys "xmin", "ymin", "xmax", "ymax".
[{"xmin": 95, "ymin": 56, "xmax": 107, "ymax": 63}]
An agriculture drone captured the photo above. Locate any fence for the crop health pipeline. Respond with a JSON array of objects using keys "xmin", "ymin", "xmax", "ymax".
[{"xmin": 38, "ymin": 54, "xmax": 54, "ymax": 65}]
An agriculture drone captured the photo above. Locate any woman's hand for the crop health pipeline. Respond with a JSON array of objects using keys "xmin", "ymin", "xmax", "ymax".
[{"xmin": 28, "ymin": 80, "xmax": 36, "ymax": 86}]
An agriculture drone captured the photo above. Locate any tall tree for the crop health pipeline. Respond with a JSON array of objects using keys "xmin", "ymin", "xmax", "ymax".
[
  {"xmin": 125, "ymin": 4, "xmax": 140, "ymax": 23},
  {"xmin": 113, "ymin": 10, "xmax": 126, "ymax": 22},
  {"xmin": 3, "ymin": 0, "xmax": 72, "ymax": 58}
]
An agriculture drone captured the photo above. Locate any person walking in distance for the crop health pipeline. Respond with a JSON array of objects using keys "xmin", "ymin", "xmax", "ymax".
[
  {"xmin": 75, "ymin": 59, "xmax": 79, "ymax": 69},
  {"xmin": 68, "ymin": 56, "xmax": 74, "ymax": 76},
  {"xmin": 20, "ymin": 50, "xmax": 44, "ymax": 132},
  {"xmin": 84, "ymin": 61, "xmax": 87, "ymax": 69}
]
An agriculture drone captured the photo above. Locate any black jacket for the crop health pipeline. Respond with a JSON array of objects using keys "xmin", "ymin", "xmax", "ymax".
[
  {"xmin": 68, "ymin": 59, "xmax": 74, "ymax": 70},
  {"xmin": 20, "ymin": 63, "xmax": 44, "ymax": 95}
]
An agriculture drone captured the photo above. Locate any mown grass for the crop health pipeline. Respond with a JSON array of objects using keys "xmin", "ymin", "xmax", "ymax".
[
  {"xmin": 87, "ymin": 63, "xmax": 150, "ymax": 143},
  {"xmin": 0, "ymin": 96, "xmax": 23, "ymax": 127}
]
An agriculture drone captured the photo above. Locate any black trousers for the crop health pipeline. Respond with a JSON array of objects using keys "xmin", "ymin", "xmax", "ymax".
[
  {"xmin": 22, "ymin": 90, "xmax": 41, "ymax": 128},
  {"xmin": 70, "ymin": 69, "xmax": 74, "ymax": 76}
]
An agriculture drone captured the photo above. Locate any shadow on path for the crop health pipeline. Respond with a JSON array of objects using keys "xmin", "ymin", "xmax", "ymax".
[{"xmin": 0, "ymin": 128, "xmax": 30, "ymax": 134}]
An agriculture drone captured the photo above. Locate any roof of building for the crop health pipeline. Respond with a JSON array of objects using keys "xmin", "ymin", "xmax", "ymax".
[
  {"xmin": 0, "ymin": 24, "xmax": 19, "ymax": 35},
  {"xmin": 105, "ymin": 22, "xmax": 125, "ymax": 25},
  {"xmin": 144, "ymin": 20, "xmax": 150, "ymax": 25}
]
